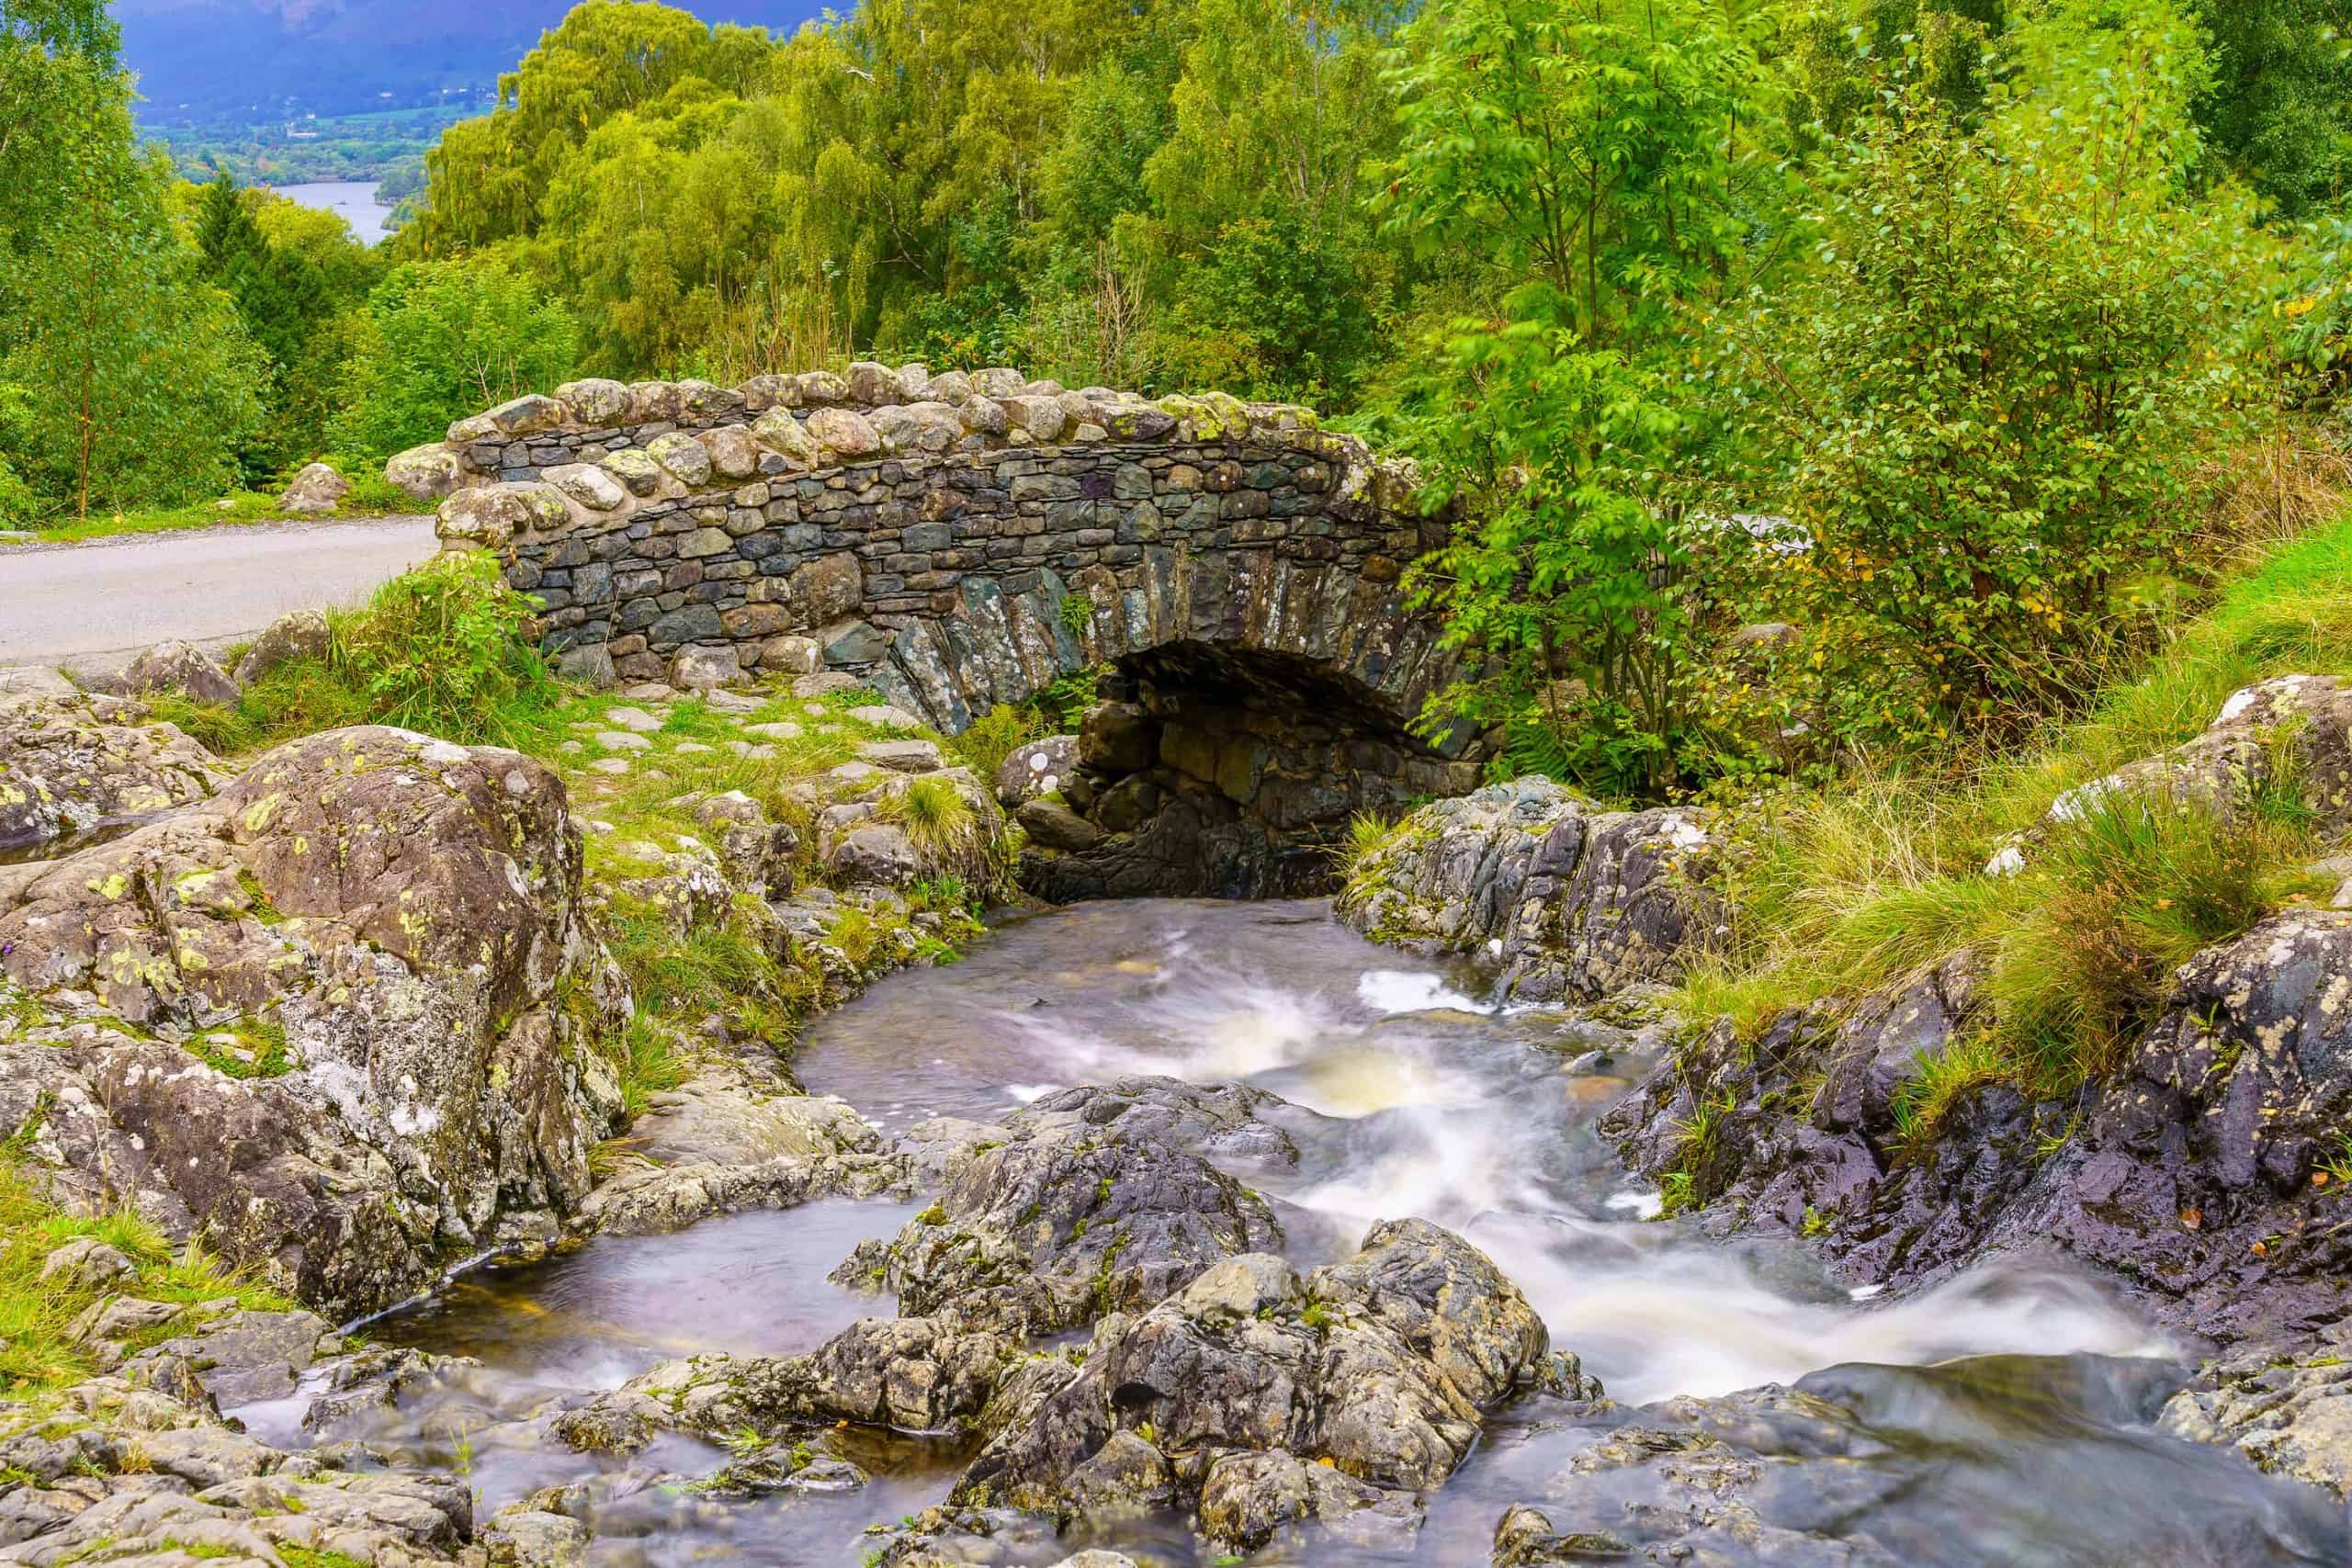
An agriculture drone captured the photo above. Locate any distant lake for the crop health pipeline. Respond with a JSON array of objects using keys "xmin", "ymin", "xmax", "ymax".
[{"xmin": 271, "ymin": 180, "xmax": 394, "ymax": 245}]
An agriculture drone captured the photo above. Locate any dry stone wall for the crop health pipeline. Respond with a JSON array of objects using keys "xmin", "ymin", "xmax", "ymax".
[{"xmin": 402, "ymin": 362, "xmax": 1482, "ymax": 897}]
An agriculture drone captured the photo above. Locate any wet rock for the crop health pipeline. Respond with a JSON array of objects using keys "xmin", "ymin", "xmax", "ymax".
[
  {"xmin": 865, "ymin": 1100, "xmax": 1283, "ymax": 1335},
  {"xmin": 576, "ymin": 1064, "xmax": 904, "ymax": 1235},
  {"xmin": 230, "ymin": 610, "xmax": 329, "ymax": 687},
  {"xmin": 2161, "ymin": 1337, "xmax": 2352, "ymax": 1498},
  {"xmin": 1014, "ymin": 1077, "xmax": 1300, "ymax": 1170},
  {"xmin": 0, "ymin": 692, "xmax": 220, "ymax": 849},
  {"xmin": 1199, "ymin": 1450, "xmax": 1423, "ymax": 1551},
  {"xmin": 955, "ymin": 1223, "xmax": 1553, "ymax": 1538},
  {"xmin": 121, "ymin": 640, "xmax": 240, "ymax": 708},
  {"xmin": 1338, "ymin": 777, "xmax": 1719, "ymax": 1001},
  {"xmin": 0, "ymin": 726, "xmax": 626, "ymax": 1318},
  {"xmin": 1078, "ymin": 703, "xmax": 1157, "ymax": 774},
  {"xmin": 561, "ymin": 1314, "xmax": 1013, "ymax": 1450},
  {"xmin": 484, "ymin": 1503, "xmax": 589, "ymax": 1566},
  {"xmin": 1630, "ymin": 907, "xmax": 2352, "ymax": 1341},
  {"xmin": 995, "ymin": 736, "xmax": 1078, "ymax": 807}
]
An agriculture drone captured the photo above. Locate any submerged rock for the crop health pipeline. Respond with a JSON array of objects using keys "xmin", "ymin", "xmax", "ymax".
[
  {"xmin": 1338, "ymin": 777, "xmax": 1719, "ymax": 1001},
  {"xmin": 0, "ymin": 726, "xmax": 627, "ymax": 1317}
]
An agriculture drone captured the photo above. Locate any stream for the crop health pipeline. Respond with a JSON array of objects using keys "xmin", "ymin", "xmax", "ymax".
[{"xmin": 263, "ymin": 898, "xmax": 2350, "ymax": 1563}]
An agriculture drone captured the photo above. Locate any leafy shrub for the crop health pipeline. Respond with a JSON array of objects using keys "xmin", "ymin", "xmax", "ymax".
[
  {"xmin": 151, "ymin": 553, "xmax": 558, "ymax": 754},
  {"xmin": 330, "ymin": 257, "xmax": 576, "ymax": 458},
  {"xmin": 1747, "ymin": 8, "xmax": 2259, "ymax": 742}
]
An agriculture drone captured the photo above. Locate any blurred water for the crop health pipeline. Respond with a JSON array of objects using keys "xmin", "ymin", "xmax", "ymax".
[{"xmin": 271, "ymin": 897, "xmax": 2348, "ymax": 1565}]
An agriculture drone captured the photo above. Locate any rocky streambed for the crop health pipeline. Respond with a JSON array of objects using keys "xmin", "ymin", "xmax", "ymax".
[{"xmin": 7, "ymin": 670, "xmax": 2352, "ymax": 1565}]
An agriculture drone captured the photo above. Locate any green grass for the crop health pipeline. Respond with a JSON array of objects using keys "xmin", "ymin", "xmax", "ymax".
[
  {"xmin": 0, "ymin": 1147, "xmax": 292, "ymax": 1395},
  {"xmin": 1676, "ymin": 508, "xmax": 2352, "ymax": 1143},
  {"xmin": 2, "ymin": 467, "xmax": 419, "ymax": 547},
  {"xmin": 146, "ymin": 553, "xmax": 562, "ymax": 755}
]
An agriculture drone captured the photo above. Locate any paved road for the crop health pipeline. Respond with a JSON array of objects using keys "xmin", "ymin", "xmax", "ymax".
[{"xmin": 0, "ymin": 517, "xmax": 438, "ymax": 672}]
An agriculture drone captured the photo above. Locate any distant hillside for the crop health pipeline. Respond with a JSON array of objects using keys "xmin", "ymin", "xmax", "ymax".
[{"xmin": 122, "ymin": 0, "xmax": 826, "ymax": 125}]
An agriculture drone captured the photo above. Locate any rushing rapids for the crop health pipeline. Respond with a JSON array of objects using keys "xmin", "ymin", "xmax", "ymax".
[{"xmin": 226, "ymin": 898, "xmax": 2348, "ymax": 1566}]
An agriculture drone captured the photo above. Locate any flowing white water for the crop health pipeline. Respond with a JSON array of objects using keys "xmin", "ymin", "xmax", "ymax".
[{"xmin": 306, "ymin": 897, "xmax": 2344, "ymax": 1566}]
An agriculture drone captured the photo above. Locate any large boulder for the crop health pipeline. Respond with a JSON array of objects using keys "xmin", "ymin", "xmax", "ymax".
[
  {"xmin": 855, "ymin": 1089, "xmax": 1284, "ymax": 1335},
  {"xmin": 0, "ymin": 691, "xmax": 225, "ymax": 851},
  {"xmin": 277, "ymin": 462, "xmax": 352, "ymax": 516},
  {"xmin": 123, "ymin": 639, "xmax": 240, "ymax": 707},
  {"xmin": 953, "ymin": 1222, "xmax": 1559, "ymax": 1543},
  {"xmin": 1338, "ymin": 777, "xmax": 1719, "ymax": 1001},
  {"xmin": 384, "ymin": 443, "xmax": 464, "ymax": 502},
  {"xmin": 0, "ymin": 726, "xmax": 626, "ymax": 1316}
]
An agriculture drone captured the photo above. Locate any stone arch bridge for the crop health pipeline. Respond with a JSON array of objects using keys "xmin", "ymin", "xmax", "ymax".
[{"xmin": 393, "ymin": 362, "xmax": 1484, "ymax": 897}]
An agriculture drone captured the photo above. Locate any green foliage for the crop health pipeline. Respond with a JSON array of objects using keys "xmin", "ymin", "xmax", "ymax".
[
  {"xmin": 1743, "ymin": 8, "xmax": 2257, "ymax": 743},
  {"xmin": 1677, "ymin": 504, "xmax": 2352, "ymax": 1118},
  {"xmin": 153, "ymin": 553, "xmax": 559, "ymax": 754},
  {"xmin": 0, "ymin": 1145, "xmax": 291, "ymax": 1394},
  {"xmin": 331, "ymin": 257, "xmax": 578, "ymax": 457}
]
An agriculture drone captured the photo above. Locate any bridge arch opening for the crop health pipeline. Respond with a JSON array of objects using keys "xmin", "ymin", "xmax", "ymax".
[{"xmin": 1015, "ymin": 640, "xmax": 1484, "ymax": 901}]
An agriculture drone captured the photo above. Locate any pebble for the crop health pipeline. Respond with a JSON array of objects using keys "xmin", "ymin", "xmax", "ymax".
[
  {"xmin": 728, "ymin": 742, "xmax": 778, "ymax": 760},
  {"xmin": 745, "ymin": 722, "xmax": 803, "ymax": 740},
  {"xmin": 596, "ymin": 731, "xmax": 653, "ymax": 751},
  {"xmin": 673, "ymin": 741, "xmax": 715, "ymax": 754},
  {"xmin": 589, "ymin": 759, "xmax": 631, "ymax": 775},
  {"xmin": 849, "ymin": 704, "xmax": 922, "ymax": 730}
]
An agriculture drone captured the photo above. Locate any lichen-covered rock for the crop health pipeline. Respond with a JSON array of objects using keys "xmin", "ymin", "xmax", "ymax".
[
  {"xmin": 995, "ymin": 736, "xmax": 1078, "ymax": 807},
  {"xmin": 0, "ymin": 726, "xmax": 626, "ymax": 1317},
  {"xmin": 557, "ymin": 1314, "xmax": 1013, "ymax": 1451},
  {"xmin": 2161, "ymin": 1338, "xmax": 2352, "ymax": 1501},
  {"xmin": 384, "ymin": 443, "xmax": 464, "ymax": 502},
  {"xmin": 953, "ymin": 1222, "xmax": 1553, "ymax": 1540},
  {"xmin": 0, "ymin": 693, "xmax": 225, "ymax": 852},
  {"xmin": 1340, "ymin": 777, "xmax": 1718, "ymax": 1001},
  {"xmin": 2045, "ymin": 673, "xmax": 2352, "ymax": 836},
  {"xmin": 122, "ymin": 640, "xmax": 239, "ymax": 707},
  {"xmin": 0, "ymin": 1370, "xmax": 479, "ymax": 1563},
  {"xmin": 861, "ymin": 1090, "xmax": 1284, "ymax": 1335},
  {"xmin": 231, "ymin": 611, "xmax": 330, "ymax": 688},
  {"xmin": 435, "ymin": 482, "xmax": 567, "ymax": 550},
  {"xmin": 554, "ymin": 378, "xmax": 632, "ymax": 425},
  {"xmin": 277, "ymin": 462, "xmax": 351, "ymax": 516}
]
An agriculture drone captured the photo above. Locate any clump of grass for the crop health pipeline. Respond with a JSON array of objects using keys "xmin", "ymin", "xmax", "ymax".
[
  {"xmin": 952, "ymin": 703, "xmax": 1048, "ymax": 784},
  {"xmin": 611, "ymin": 1011, "xmax": 686, "ymax": 1119},
  {"xmin": 882, "ymin": 777, "xmax": 977, "ymax": 856},
  {"xmin": 0, "ymin": 1148, "xmax": 291, "ymax": 1395},
  {"xmin": 148, "ymin": 553, "xmax": 561, "ymax": 758},
  {"xmin": 1335, "ymin": 808, "xmax": 1435, "ymax": 912}
]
